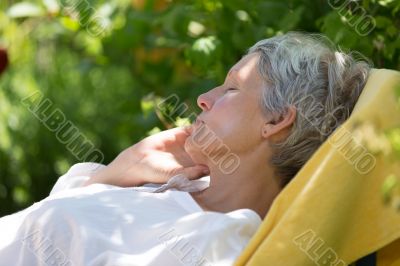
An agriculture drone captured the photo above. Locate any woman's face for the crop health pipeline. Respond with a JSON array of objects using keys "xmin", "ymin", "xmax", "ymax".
[{"xmin": 185, "ymin": 52, "xmax": 269, "ymax": 165}]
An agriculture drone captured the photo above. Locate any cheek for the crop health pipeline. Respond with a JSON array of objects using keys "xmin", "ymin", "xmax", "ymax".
[
  {"xmin": 214, "ymin": 99, "xmax": 263, "ymax": 152},
  {"xmin": 207, "ymin": 105, "xmax": 259, "ymax": 152},
  {"xmin": 207, "ymin": 101, "xmax": 238, "ymax": 136}
]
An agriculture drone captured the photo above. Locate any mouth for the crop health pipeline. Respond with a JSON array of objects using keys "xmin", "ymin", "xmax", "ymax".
[
  {"xmin": 185, "ymin": 118, "xmax": 204, "ymax": 135},
  {"xmin": 194, "ymin": 117, "xmax": 206, "ymax": 129},
  {"xmin": 195, "ymin": 117, "xmax": 203, "ymax": 125}
]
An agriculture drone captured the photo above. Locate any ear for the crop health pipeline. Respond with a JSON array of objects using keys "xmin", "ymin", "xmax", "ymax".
[{"xmin": 261, "ymin": 106, "xmax": 296, "ymax": 140}]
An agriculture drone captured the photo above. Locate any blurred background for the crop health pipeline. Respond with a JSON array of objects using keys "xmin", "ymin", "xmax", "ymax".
[{"xmin": 0, "ymin": 0, "xmax": 399, "ymax": 216}]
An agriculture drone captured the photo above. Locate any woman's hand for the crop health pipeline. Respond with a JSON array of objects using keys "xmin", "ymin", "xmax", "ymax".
[{"xmin": 83, "ymin": 127, "xmax": 209, "ymax": 187}]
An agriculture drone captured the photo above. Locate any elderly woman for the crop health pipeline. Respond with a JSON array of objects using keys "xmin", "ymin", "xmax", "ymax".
[{"xmin": 0, "ymin": 32, "xmax": 370, "ymax": 265}]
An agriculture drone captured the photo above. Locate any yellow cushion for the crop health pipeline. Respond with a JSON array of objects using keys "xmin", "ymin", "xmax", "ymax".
[{"xmin": 234, "ymin": 69, "xmax": 400, "ymax": 266}]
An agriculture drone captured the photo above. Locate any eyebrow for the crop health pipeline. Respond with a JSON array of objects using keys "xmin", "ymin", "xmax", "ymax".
[{"xmin": 227, "ymin": 69, "xmax": 241, "ymax": 85}]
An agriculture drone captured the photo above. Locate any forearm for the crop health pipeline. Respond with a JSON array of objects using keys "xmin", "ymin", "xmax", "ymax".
[{"xmin": 82, "ymin": 162, "xmax": 146, "ymax": 187}]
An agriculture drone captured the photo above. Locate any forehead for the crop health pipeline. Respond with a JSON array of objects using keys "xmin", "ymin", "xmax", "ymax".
[{"xmin": 227, "ymin": 53, "xmax": 262, "ymax": 86}]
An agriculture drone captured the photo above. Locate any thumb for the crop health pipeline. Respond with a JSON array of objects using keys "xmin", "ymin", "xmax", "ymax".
[{"xmin": 181, "ymin": 165, "xmax": 210, "ymax": 180}]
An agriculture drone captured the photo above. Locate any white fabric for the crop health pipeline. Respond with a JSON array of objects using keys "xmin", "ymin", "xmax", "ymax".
[
  {"xmin": 151, "ymin": 174, "xmax": 211, "ymax": 193},
  {"xmin": 0, "ymin": 163, "xmax": 262, "ymax": 266}
]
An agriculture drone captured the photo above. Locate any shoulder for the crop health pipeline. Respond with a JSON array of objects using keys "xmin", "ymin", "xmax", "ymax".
[{"xmin": 50, "ymin": 162, "xmax": 106, "ymax": 195}]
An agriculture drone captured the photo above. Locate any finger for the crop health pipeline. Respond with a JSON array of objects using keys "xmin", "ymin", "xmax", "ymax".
[
  {"xmin": 181, "ymin": 165, "xmax": 210, "ymax": 180},
  {"xmin": 173, "ymin": 127, "xmax": 192, "ymax": 144}
]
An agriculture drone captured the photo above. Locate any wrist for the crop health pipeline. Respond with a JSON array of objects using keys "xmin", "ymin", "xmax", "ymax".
[{"xmin": 82, "ymin": 167, "xmax": 110, "ymax": 186}]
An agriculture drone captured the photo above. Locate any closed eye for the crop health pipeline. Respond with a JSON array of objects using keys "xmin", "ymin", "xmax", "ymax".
[{"xmin": 225, "ymin": 88, "xmax": 237, "ymax": 93}]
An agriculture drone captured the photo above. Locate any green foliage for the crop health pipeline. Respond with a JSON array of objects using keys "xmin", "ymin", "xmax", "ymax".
[{"xmin": 0, "ymin": 0, "xmax": 400, "ymax": 216}]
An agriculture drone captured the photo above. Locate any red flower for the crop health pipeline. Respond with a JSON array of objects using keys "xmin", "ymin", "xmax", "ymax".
[{"xmin": 0, "ymin": 48, "xmax": 9, "ymax": 76}]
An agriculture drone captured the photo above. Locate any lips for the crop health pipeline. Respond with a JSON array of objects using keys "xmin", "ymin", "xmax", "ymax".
[
  {"xmin": 186, "ymin": 117, "xmax": 204, "ymax": 135},
  {"xmin": 194, "ymin": 117, "xmax": 203, "ymax": 126}
]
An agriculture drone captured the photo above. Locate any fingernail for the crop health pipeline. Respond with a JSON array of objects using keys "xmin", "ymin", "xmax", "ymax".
[{"xmin": 203, "ymin": 168, "xmax": 210, "ymax": 174}]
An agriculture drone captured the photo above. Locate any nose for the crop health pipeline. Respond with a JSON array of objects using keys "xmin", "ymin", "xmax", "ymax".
[{"xmin": 197, "ymin": 92, "xmax": 212, "ymax": 111}]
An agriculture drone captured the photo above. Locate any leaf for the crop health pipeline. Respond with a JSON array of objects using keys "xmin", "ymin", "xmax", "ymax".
[
  {"xmin": 185, "ymin": 36, "xmax": 222, "ymax": 72},
  {"xmin": 43, "ymin": 0, "xmax": 60, "ymax": 14},
  {"xmin": 7, "ymin": 2, "xmax": 45, "ymax": 18},
  {"xmin": 59, "ymin": 16, "xmax": 80, "ymax": 32},
  {"xmin": 382, "ymin": 174, "xmax": 399, "ymax": 203},
  {"xmin": 387, "ymin": 128, "xmax": 400, "ymax": 157},
  {"xmin": 174, "ymin": 117, "xmax": 191, "ymax": 127},
  {"xmin": 141, "ymin": 93, "xmax": 156, "ymax": 118},
  {"xmin": 278, "ymin": 6, "xmax": 305, "ymax": 31},
  {"xmin": 146, "ymin": 127, "xmax": 161, "ymax": 136},
  {"xmin": 375, "ymin": 16, "xmax": 392, "ymax": 29}
]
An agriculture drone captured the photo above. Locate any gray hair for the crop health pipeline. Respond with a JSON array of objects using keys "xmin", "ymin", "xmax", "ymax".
[{"xmin": 248, "ymin": 32, "xmax": 371, "ymax": 186}]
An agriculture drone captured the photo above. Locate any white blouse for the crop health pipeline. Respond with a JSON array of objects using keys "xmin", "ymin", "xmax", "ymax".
[{"xmin": 0, "ymin": 163, "xmax": 261, "ymax": 266}]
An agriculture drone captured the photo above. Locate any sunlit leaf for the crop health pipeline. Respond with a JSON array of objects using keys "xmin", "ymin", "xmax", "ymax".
[
  {"xmin": 174, "ymin": 117, "xmax": 191, "ymax": 127},
  {"xmin": 12, "ymin": 186, "xmax": 30, "ymax": 205},
  {"xmin": 60, "ymin": 16, "xmax": 80, "ymax": 31},
  {"xmin": 185, "ymin": 36, "xmax": 222, "ymax": 73},
  {"xmin": 147, "ymin": 127, "xmax": 161, "ymax": 136},
  {"xmin": 382, "ymin": 174, "xmax": 399, "ymax": 203},
  {"xmin": 7, "ymin": 2, "xmax": 45, "ymax": 18},
  {"xmin": 387, "ymin": 128, "xmax": 400, "ymax": 156},
  {"xmin": 141, "ymin": 93, "xmax": 156, "ymax": 118},
  {"xmin": 43, "ymin": 0, "xmax": 60, "ymax": 14}
]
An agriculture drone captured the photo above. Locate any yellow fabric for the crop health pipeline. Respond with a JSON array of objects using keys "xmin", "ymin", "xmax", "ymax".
[
  {"xmin": 234, "ymin": 69, "xmax": 400, "ymax": 266},
  {"xmin": 377, "ymin": 239, "xmax": 400, "ymax": 266}
]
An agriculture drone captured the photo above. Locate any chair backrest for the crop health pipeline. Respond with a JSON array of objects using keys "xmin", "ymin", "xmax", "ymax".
[{"xmin": 234, "ymin": 69, "xmax": 400, "ymax": 266}]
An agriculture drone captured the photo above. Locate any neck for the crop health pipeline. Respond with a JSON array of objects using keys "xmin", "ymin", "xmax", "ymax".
[{"xmin": 190, "ymin": 149, "xmax": 281, "ymax": 219}]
